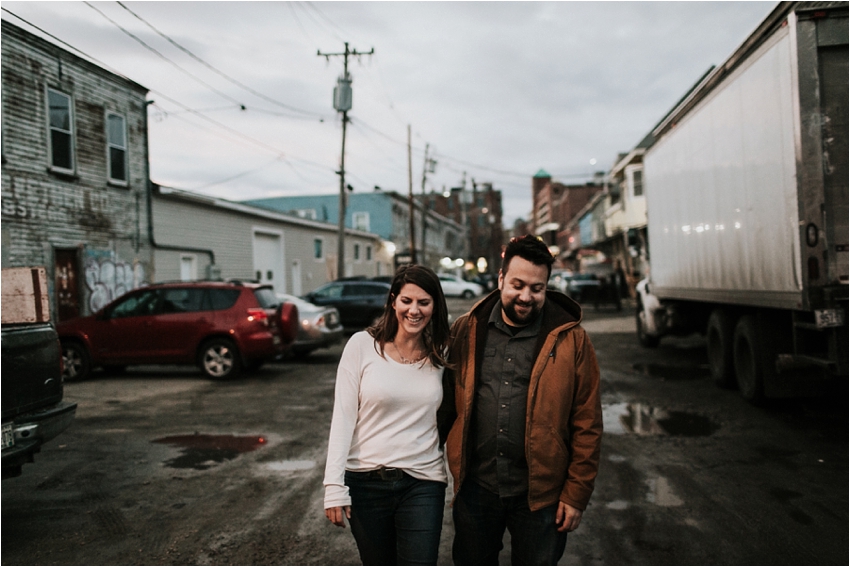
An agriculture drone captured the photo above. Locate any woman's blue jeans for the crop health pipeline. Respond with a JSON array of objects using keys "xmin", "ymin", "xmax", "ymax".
[{"xmin": 345, "ymin": 470, "xmax": 447, "ymax": 565}]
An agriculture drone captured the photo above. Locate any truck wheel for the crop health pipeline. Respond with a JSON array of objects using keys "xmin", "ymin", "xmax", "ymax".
[
  {"xmin": 198, "ymin": 338, "xmax": 242, "ymax": 380},
  {"xmin": 733, "ymin": 316, "xmax": 764, "ymax": 404},
  {"xmin": 636, "ymin": 308, "xmax": 660, "ymax": 348},
  {"xmin": 707, "ymin": 309, "xmax": 736, "ymax": 388},
  {"xmin": 61, "ymin": 341, "xmax": 91, "ymax": 382}
]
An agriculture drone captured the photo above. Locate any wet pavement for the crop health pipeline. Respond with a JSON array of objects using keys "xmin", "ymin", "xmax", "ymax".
[{"xmin": 2, "ymin": 297, "xmax": 847, "ymax": 565}]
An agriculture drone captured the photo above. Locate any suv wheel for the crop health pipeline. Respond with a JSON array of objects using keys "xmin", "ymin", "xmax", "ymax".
[
  {"xmin": 198, "ymin": 338, "xmax": 242, "ymax": 380},
  {"xmin": 62, "ymin": 341, "xmax": 91, "ymax": 381}
]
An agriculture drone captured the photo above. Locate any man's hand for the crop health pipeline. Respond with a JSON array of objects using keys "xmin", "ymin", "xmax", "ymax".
[
  {"xmin": 325, "ymin": 505, "xmax": 351, "ymax": 528},
  {"xmin": 555, "ymin": 501, "xmax": 582, "ymax": 533}
]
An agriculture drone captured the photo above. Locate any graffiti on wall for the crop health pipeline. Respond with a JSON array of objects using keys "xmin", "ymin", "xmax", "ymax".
[{"xmin": 83, "ymin": 250, "xmax": 147, "ymax": 312}]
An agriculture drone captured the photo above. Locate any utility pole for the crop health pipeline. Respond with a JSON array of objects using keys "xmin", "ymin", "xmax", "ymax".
[
  {"xmin": 460, "ymin": 172, "xmax": 468, "ymax": 266},
  {"xmin": 471, "ymin": 178, "xmax": 478, "ymax": 267},
  {"xmin": 407, "ymin": 125, "xmax": 416, "ymax": 264},
  {"xmin": 318, "ymin": 42, "xmax": 374, "ymax": 279},
  {"xmin": 420, "ymin": 143, "xmax": 436, "ymax": 269}
]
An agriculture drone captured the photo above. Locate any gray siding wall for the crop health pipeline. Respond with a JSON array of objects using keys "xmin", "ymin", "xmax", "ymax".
[
  {"xmin": 152, "ymin": 194, "xmax": 389, "ymax": 294},
  {"xmin": 1, "ymin": 21, "xmax": 153, "ymax": 318}
]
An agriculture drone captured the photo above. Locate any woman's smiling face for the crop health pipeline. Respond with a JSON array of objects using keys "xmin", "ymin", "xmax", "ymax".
[{"xmin": 392, "ymin": 283, "xmax": 434, "ymax": 336}]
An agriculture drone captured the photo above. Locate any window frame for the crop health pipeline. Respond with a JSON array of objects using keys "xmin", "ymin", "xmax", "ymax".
[
  {"xmin": 313, "ymin": 237, "xmax": 325, "ymax": 261},
  {"xmin": 626, "ymin": 165, "xmax": 644, "ymax": 198},
  {"xmin": 45, "ymin": 87, "xmax": 76, "ymax": 174},
  {"xmin": 106, "ymin": 111, "xmax": 129, "ymax": 186},
  {"xmin": 180, "ymin": 254, "xmax": 198, "ymax": 281},
  {"xmin": 352, "ymin": 211, "xmax": 370, "ymax": 232}
]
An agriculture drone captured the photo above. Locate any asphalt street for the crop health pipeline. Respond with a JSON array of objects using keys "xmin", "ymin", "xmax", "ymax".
[{"xmin": 2, "ymin": 297, "xmax": 847, "ymax": 565}]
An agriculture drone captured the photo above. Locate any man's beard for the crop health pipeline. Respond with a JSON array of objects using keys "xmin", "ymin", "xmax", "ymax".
[{"xmin": 502, "ymin": 297, "xmax": 541, "ymax": 327}]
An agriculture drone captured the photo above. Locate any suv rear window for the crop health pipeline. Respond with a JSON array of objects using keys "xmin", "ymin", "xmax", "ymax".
[
  {"xmin": 252, "ymin": 287, "xmax": 279, "ymax": 308},
  {"xmin": 209, "ymin": 289, "xmax": 241, "ymax": 310}
]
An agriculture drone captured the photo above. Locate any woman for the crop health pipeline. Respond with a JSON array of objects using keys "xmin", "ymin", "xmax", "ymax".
[{"xmin": 323, "ymin": 265, "xmax": 451, "ymax": 566}]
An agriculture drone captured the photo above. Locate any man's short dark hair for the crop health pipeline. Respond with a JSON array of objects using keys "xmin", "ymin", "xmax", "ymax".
[{"xmin": 501, "ymin": 235, "xmax": 555, "ymax": 278}]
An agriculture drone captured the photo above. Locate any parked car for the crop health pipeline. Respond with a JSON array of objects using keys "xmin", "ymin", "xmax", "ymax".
[
  {"xmin": 563, "ymin": 273, "xmax": 601, "ymax": 304},
  {"xmin": 547, "ymin": 270, "xmax": 574, "ymax": 294},
  {"xmin": 2, "ymin": 267, "xmax": 77, "ymax": 479},
  {"xmin": 276, "ymin": 293, "xmax": 343, "ymax": 356},
  {"xmin": 437, "ymin": 274, "xmax": 483, "ymax": 299},
  {"xmin": 57, "ymin": 281, "xmax": 299, "ymax": 381},
  {"xmin": 303, "ymin": 280, "xmax": 391, "ymax": 330},
  {"xmin": 472, "ymin": 274, "xmax": 498, "ymax": 292}
]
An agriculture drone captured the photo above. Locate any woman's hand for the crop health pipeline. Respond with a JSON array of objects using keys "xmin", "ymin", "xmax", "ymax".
[{"xmin": 325, "ymin": 505, "xmax": 352, "ymax": 528}]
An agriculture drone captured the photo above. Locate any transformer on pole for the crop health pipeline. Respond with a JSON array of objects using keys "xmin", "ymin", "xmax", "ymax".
[{"xmin": 317, "ymin": 42, "xmax": 374, "ymax": 280}]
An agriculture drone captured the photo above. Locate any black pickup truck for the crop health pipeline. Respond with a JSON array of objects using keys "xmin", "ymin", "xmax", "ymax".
[{"xmin": 2, "ymin": 322, "xmax": 77, "ymax": 479}]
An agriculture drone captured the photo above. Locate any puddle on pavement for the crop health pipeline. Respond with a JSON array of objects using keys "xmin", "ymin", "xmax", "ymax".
[
  {"xmin": 632, "ymin": 363, "xmax": 709, "ymax": 380},
  {"xmin": 604, "ymin": 403, "xmax": 718, "ymax": 436},
  {"xmin": 152, "ymin": 434, "xmax": 267, "ymax": 470}
]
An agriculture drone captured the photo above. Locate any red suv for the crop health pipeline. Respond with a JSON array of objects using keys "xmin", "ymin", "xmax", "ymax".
[{"xmin": 57, "ymin": 281, "xmax": 298, "ymax": 380}]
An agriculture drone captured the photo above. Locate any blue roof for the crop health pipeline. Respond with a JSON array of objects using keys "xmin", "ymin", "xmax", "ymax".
[{"xmin": 533, "ymin": 169, "xmax": 551, "ymax": 178}]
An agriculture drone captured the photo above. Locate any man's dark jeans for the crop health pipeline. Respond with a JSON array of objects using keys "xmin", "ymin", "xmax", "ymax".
[
  {"xmin": 452, "ymin": 480, "xmax": 567, "ymax": 565},
  {"xmin": 345, "ymin": 470, "xmax": 446, "ymax": 566}
]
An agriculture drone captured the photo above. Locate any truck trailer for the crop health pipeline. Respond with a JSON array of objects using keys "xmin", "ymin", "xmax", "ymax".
[{"xmin": 636, "ymin": 2, "xmax": 848, "ymax": 402}]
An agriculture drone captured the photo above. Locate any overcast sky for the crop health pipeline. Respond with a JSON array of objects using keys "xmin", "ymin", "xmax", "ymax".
[{"xmin": 3, "ymin": 1, "xmax": 776, "ymax": 227}]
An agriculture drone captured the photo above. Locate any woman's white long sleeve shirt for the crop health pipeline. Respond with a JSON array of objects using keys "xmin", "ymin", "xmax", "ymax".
[{"xmin": 323, "ymin": 331, "xmax": 447, "ymax": 509}]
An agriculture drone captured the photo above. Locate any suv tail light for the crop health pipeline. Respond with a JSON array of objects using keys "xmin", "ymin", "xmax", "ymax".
[
  {"xmin": 247, "ymin": 308, "xmax": 269, "ymax": 326},
  {"xmin": 278, "ymin": 302, "xmax": 299, "ymax": 344}
]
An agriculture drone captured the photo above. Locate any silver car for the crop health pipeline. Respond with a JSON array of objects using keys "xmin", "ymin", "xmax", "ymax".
[{"xmin": 276, "ymin": 294, "xmax": 344, "ymax": 356}]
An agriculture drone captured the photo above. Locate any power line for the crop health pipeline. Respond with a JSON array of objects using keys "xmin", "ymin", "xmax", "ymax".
[
  {"xmin": 116, "ymin": 1, "xmax": 327, "ymax": 121},
  {"xmin": 84, "ymin": 2, "xmax": 247, "ymax": 109},
  {"xmin": 293, "ymin": 1, "xmax": 340, "ymax": 44},
  {"xmin": 1, "ymin": 8, "xmax": 336, "ymax": 178},
  {"xmin": 189, "ymin": 157, "xmax": 285, "ymax": 190},
  {"xmin": 304, "ymin": 2, "xmax": 352, "ymax": 43}
]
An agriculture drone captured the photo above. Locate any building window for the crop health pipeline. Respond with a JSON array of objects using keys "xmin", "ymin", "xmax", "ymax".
[
  {"xmin": 353, "ymin": 211, "xmax": 370, "ymax": 232},
  {"xmin": 632, "ymin": 169, "xmax": 643, "ymax": 197},
  {"xmin": 47, "ymin": 88, "xmax": 74, "ymax": 172},
  {"xmin": 354, "ymin": 243, "xmax": 361, "ymax": 261},
  {"xmin": 313, "ymin": 238, "xmax": 324, "ymax": 260},
  {"xmin": 366, "ymin": 245, "xmax": 372, "ymax": 261},
  {"xmin": 107, "ymin": 112, "xmax": 128, "ymax": 184},
  {"xmin": 180, "ymin": 254, "xmax": 197, "ymax": 281},
  {"xmin": 296, "ymin": 209, "xmax": 317, "ymax": 220}
]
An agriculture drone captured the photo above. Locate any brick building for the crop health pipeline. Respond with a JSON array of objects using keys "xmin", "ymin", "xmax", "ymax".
[
  {"xmin": 420, "ymin": 182, "xmax": 504, "ymax": 275},
  {"xmin": 530, "ymin": 169, "xmax": 603, "ymax": 261},
  {"xmin": 1, "ymin": 20, "xmax": 153, "ymax": 321}
]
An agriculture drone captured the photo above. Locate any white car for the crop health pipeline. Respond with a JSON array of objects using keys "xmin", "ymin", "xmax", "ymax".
[{"xmin": 438, "ymin": 274, "xmax": 483, "ymax": 299}]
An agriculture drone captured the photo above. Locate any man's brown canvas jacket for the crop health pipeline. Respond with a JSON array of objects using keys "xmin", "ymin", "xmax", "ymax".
[{"xmin": 438, "ymin": 290, "xmax": 602, "ymax": 512}]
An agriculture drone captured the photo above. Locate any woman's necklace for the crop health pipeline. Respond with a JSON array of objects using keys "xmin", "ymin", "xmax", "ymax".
[{"xmin": 393, "ymin": 341, "xmax": 424, "ymax": 364}]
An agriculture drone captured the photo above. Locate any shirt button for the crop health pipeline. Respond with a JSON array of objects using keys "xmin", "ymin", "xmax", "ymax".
[
  {"xmin": 499, "ymin": 452, "xmax": 504, "ymax": 456},
  {"xmin": 499, "ymin": 428, "xmax": 504, "ymax": 433},
  {"xmin": 504, "ymin": 381, "xmax": 509, "ymax": 385},
  {"xmin": 501, "ymin": 404, "xmax": 507, "ymax": 408},
  {"xmin": 507, "ymin": 357, "xmax": 512, "ymax": 362}
]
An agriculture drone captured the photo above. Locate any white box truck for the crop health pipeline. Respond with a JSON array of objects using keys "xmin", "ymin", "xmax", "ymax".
[{"xmin": 636, "ymin": 2, "xmax": 847, "ymax": 402}]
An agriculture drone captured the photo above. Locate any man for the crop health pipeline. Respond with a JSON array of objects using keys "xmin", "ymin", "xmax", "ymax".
[{"xmin": 438, "ymin": 235, "xmax": 602, "ymax": 565}]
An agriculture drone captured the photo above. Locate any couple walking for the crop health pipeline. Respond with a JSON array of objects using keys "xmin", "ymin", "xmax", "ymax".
[{"xmin": 323, "ymin": 235, "xmax": 603, "ymax": 565}]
